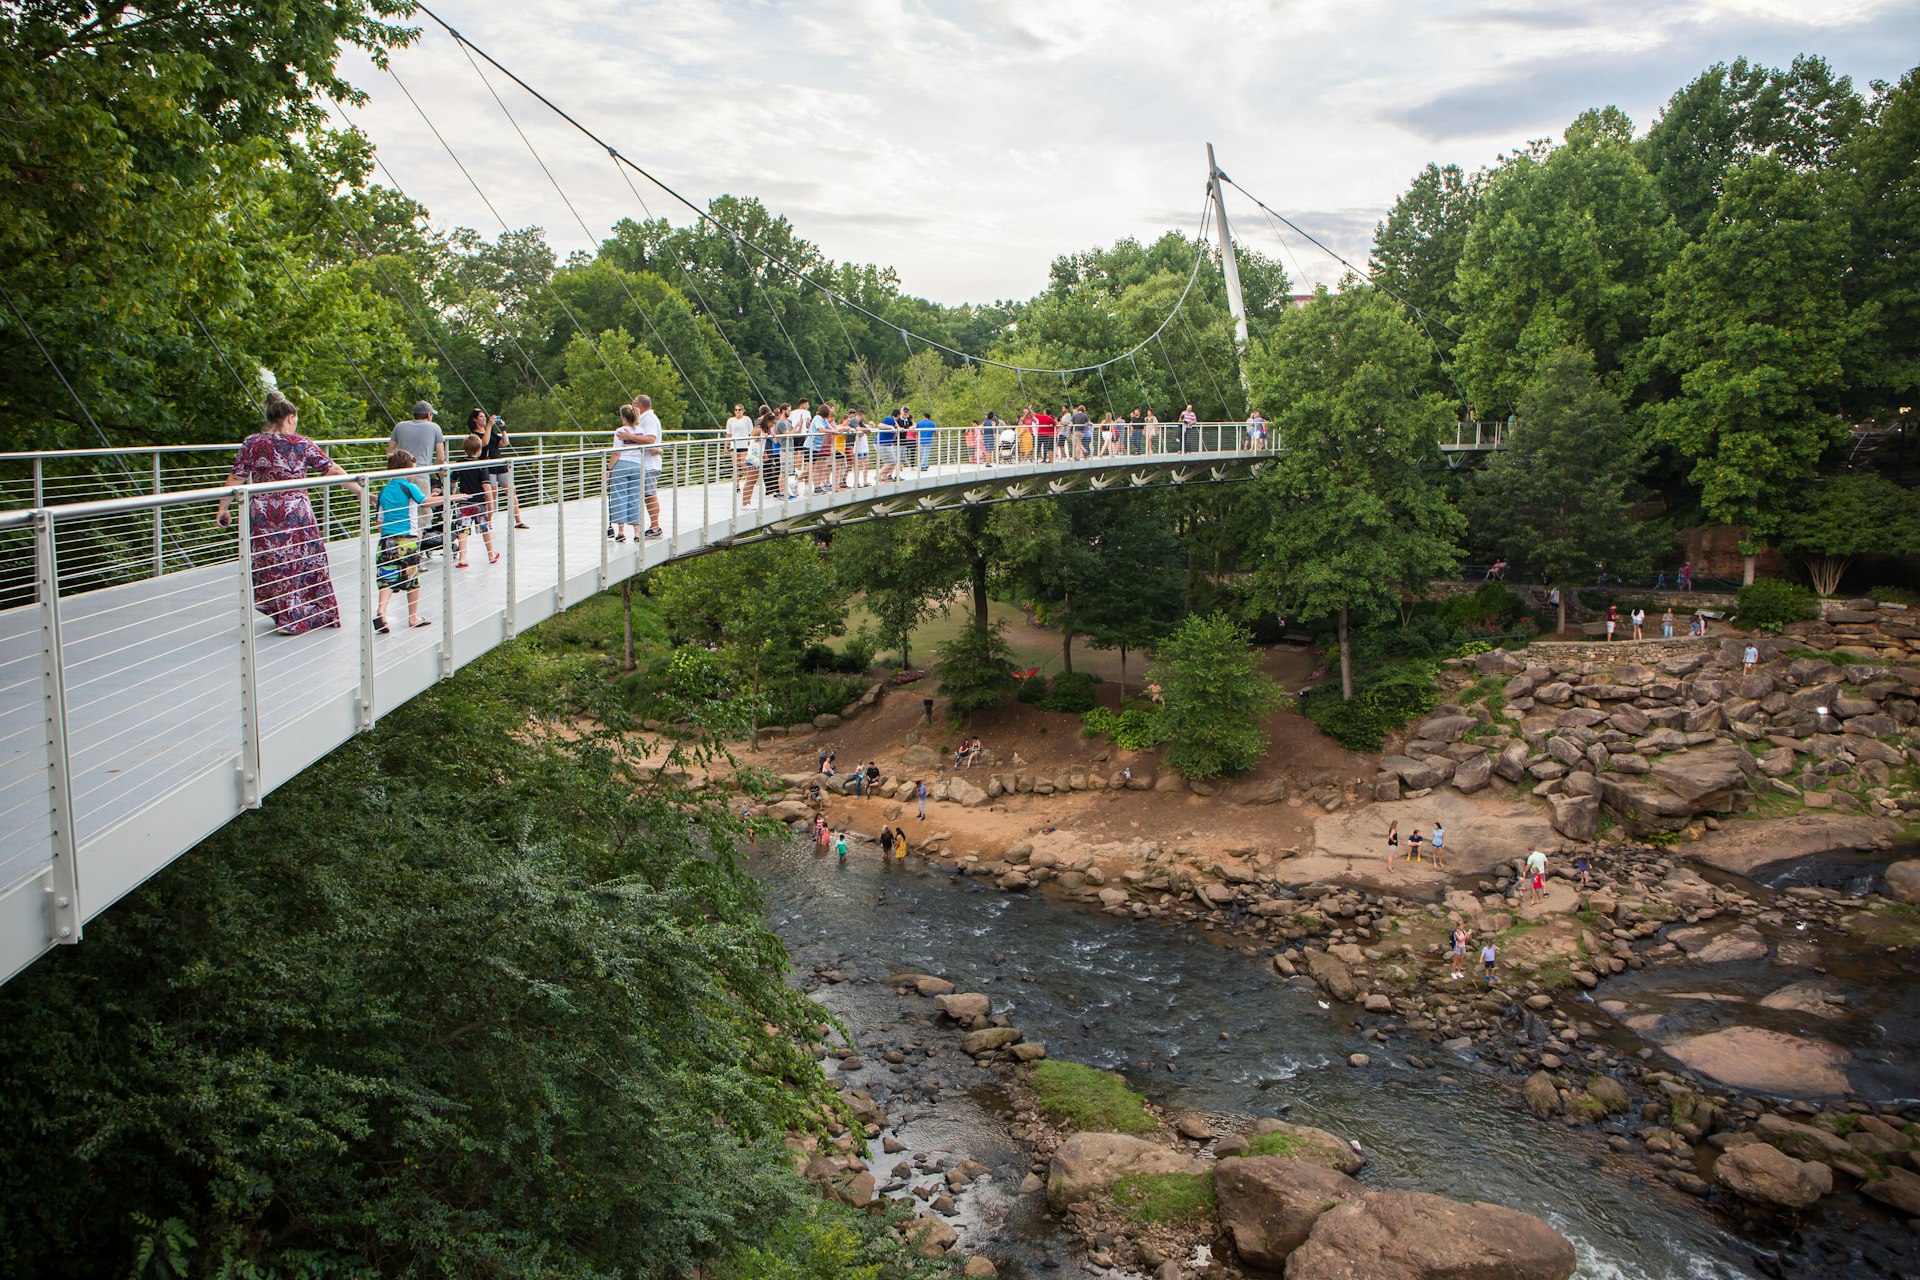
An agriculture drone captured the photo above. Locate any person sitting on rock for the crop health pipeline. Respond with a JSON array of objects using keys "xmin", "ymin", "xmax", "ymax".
[
  {"xmin": 865, "ymin": 760, "xmax": 881, "ymax": 791},
  {"xmin": 1407, "ymin": 828, "xmax": 1425, "ymax": 863}
]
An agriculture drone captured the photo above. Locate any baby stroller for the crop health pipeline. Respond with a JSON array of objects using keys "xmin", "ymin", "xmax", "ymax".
[{"xmin": 996, "ymin": 427, "xmax": 1018, "ymax": 464}]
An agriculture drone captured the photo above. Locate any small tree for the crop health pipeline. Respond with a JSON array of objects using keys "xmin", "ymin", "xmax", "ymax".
[
  {"xmin": 935, "ymin": 621, "xmax": 1017, "ymax": 714},
  {"xmin": 1466, "ymin": 345, "xmax": 1654, "ymax": 633},
  {"xmin": 1148, "ymin": 613, "xmax": 1284, "ymax": 780},
  {"xmin": 1775, "ymin": 474, "xmax": 1920, "ymax": 596}
]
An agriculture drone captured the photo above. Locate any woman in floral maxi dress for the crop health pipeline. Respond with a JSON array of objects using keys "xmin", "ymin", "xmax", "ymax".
[{"xmin": 215, "ymin": 391, "xmax": 365, "ymax": 634}]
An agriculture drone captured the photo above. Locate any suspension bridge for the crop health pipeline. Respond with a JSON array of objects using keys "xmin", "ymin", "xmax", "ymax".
[{"xmin": 0, "ymin": 9, "xmax": 1509, "ymax": 987}]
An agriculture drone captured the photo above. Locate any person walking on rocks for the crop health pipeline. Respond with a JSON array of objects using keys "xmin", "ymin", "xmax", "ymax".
[
  {"xmin": 1430, "ymin": 821, "xmax": 1445, "ymax": 869},
  {"xmin": 1480, "ymin": 939, "xmax": 1499, "ymax": 984},
  {"xmin": 1662, "ymin": 606, "xmax": 1675, "ymax": 639},
  {"xmin": 1450, "ymin": 924, "xmax": 1471, "ymax": 980},
  {"xmin": 1743, "ymin": 642, "xmax": 1759, "ymax": 675},
  {"xmin": 1385, "ymin": 821, "xmax": 1399, "ymax": 865},
  {"xmin": 1605, "ymin": 604, "xmax": 1618, "ymax": 641},
  {"xmin": 1573, "ymin": 853, "xmax": 1593, "ymax": 890},
  {"xmin": 915, "ymin": 780, "xmax": 928, "ymax": 820},
  {"xmin": 1525, "ymin": 848, "xmax": 1548, "ymax": 905},
  {"xmin": 1630, "ymin": 606, "xmax": 1646, "ymax": 640}
]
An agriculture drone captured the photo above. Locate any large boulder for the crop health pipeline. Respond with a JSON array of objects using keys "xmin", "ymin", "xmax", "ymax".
[
  {"xmin": 1548, "ymin": 793, "xmax": 1599, "ymax": 841},
  {"xmin": 1381, "ymin": 755, "xmax": 1444, "ymax": 790},
  {"xmin": 945, "ymin": 776, "xmax": 990, "ymax": 808},
  {"xmin": 1495, "ymin": 739, "xmax": 1532, "ymax": 782},
  {"xmin": 1452, "ymin": 753, "xmax": 1493, "ymax": 794},
  {"xmin": 1598, "ymin": 777, "xmax": 1695, "ymax": 830},
  {"xmin": 1713, "ymin": 1142, "xmax": 1832, "ymax": 1211},
  {"xmin": 1647, "ymin": 744, "xmax": 1753, "ymax": 807},
  {"xmin": 1416, "ymin": 714, "xmax": 1475, "ymax": 743},
  {"xmin": 1244, "ymin": 1119, "xmax": 1367, "ymax": 1173},
  {"xmin": 961, "ymin": 1026, "xmax": 1022, "ymax": 1055},
  {"xmin": 934, "ymin": 992, "xmax": 991, "ymax": 1021},
  {"xmin": 1668, "ymin": 924, "xmax": 1768, "ymax": 963},
  {"xmin": 1522, "ymin": 1071, "xmax": 1560, "ymax": 1118},
  {"xmin": 1284, "ymin": 1189, "xmax": 1577, "ymax": 1280},
  {"xmin": 1304, "ymin": 950, "xmax": 1359, "ymax": 1003},
  {"xmin": 1885, "ymin": 860, "xmax": 1920, "ymax": 905},
  {"xmin": 1045, "ymin": 1132, "xmax": 1204, "ymax": 1209},
  {"xmin": 1214, "ymin": 1157, "xmax": 1361, "ymax": 1271}
]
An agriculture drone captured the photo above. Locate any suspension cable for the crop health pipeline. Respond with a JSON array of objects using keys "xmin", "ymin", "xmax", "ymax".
[{"xmin": 409, "ymin": 3, "xmax": 1216, "ymax": 380}]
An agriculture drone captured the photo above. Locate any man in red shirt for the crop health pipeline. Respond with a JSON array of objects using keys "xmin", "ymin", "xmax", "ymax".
[{"xmin": 1033, "ymin": 408, "xmax": 1057, "ymax": 461}]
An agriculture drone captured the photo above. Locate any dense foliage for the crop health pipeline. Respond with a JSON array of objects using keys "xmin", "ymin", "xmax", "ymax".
[
  {"xmin": 0, "ymin": 620, "xmax": 935, "ymax": 1279},
  {"xmin": 1148, "ymin": 613, "xmax": 1285, "ymax": 779},
  {"xmin": 1305, "ymin": 659, "xmax": 1444, "ymax": 752},
  {"xmin": 1736, "ymin": 579, "xmax": 1820, "ymax": 632}
]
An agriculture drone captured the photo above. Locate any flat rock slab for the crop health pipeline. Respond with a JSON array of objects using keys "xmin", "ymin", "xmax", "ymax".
[{"xmin": 1664, "ymin": 1026, "xmax": 1851, "ymax": 1097}]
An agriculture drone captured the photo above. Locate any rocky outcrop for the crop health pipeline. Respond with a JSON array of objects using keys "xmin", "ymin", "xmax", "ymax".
[
  {"xmin": 1213, "ymin": 1157, "xmax": 1360, "ymax": 1271},
  {"xmin": 1243, "ymin": 1119, "xmax": 1366, "ymax": 1174},
  {"xmin": 1283, "ymin": 1189, "xmax": 1577, "ymax": 1280},
  {"xmin": 1886, "ymin": 860, "xmax": 1920, "ymax": 905},
  {"xmin": 1713, "ymin": 1141, "xmax": 1833, "ymax": 1211},
  {"xmin": 1303, "ymin": 949, "xmax": 1359, "ymax": 1003},
  {"xmin": 1045, "ymin": 1132, "xmax": 1205, "ymax": 1209}
]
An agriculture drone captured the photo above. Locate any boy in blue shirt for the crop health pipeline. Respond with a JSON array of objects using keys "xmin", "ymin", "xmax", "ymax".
[
  {"xmin": 374, "ymin": 449, "xmax": 446, "ymax": 633},
  {"xmin": 915, "ymin": 412, "xmax": 937, "ymax": 470}
]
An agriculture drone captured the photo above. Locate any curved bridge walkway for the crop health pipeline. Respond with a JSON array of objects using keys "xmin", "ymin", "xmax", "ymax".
[{"xmin": 0, "ymin": 425, "xmax": 1304, "ymax": 984}]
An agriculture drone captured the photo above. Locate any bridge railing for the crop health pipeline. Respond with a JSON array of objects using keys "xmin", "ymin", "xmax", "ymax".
[
  {"xmin": 1443, "ymin": 419, "xmax": 1507, "ymax": 451},
  {"xmin": 1, "ymin": 423, "xmax": 1273, "ymax": 926}
]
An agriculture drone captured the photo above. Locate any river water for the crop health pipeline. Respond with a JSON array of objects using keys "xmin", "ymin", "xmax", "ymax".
[{"xmin": 748, "ymin": 842, "xmax": 1795, "ymax": 1280}]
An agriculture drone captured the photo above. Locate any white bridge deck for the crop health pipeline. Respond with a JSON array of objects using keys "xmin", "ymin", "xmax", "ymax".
[{"xmin": 0, "ymin": 427, "xmax": 1329, "ymax": 984}]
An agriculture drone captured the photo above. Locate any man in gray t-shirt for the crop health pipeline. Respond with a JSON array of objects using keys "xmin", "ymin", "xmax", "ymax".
[{"xmin": 391, "ymin": 401, "xmax": 447, "ymax": 469}]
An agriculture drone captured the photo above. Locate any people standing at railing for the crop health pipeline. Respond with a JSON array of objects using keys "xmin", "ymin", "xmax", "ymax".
[
  {"xmin": 607, "ymin": 404, "xmax": 647, "ymax": 543},
  {"xmin": 1071, "ymin": 405, "xmax": 1093, "ymax": 459},
  {"xmin": 392, "ymin": 402, "xmax": 448, "ymax": 471},
  {"xmin": 1033, "ymin": 406, "xmax": 1056, "ymax": 461},
  {"xmin": 453, "ymin": 432, "xmax": 500, "ymax": 568},
  {"xmin": 213, "ymin": 391, "xmax": 364, "ymax": 636},
  {"xmin": 1246, "ymin": 409, "xmax": 1267, "ymax": 451},
  {"xmin": 469, "ymin": 410, "xmax": 529, "ymax": 530},
  {"xmin": 628, "ymin": 394, "xmax": 665, "ymax": 538},
  {"xmin": 742, "ymin": 416, "xmax": 767, "ymax": 507},
  {"xmin": 1179, "ymin": 404, "xmax": 1198, "ymax": 452},
  {"xmin": 1127, "ymin": 408, "xmax": 1146, "ymax": 455},
  {"xmin": 372, "ymin": 448, "xmax": 446, "ymax": 633},
  {"xmin": 915, "ymin": 409, "xmax": 938, "ymax": 471},
  {"xmin": 849, "ymin": 410, "xmax": 872, "ymax": 486},
  {"xmin": 1144, "ymin": 410, "xmax": 1161, "ymax": 453},
  {"xmin": 757, "ymin": 412, "xmax": 783, "ymax": 501},
  {"xmin": 725, "ymin": 403, "xmax": 753, "ymax": 498}
]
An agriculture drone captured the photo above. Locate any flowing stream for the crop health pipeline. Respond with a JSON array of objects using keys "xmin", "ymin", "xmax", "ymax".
[{"xmin": 748, "ymin": 842, "xmax": 1800, "ymax": 1279}]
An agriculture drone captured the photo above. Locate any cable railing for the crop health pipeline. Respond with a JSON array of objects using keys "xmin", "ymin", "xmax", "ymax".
[{"xmin": 0, "ymin": 422, "xmax": 1274, "ymax": 987}]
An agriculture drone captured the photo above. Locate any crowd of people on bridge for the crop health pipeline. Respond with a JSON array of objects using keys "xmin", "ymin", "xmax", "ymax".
[
  {"xmin": 221, "ymin": 387, "xmax": 1271, "ymax": 635},
  {"xmin": 713, "ymin": 400, "xmax": 1272, "ymax": 508}
]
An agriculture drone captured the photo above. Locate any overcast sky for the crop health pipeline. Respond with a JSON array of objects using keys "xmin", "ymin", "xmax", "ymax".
[{"xmin": 340, "ymin": 0, "xmax": 1919, "ymax": 307}]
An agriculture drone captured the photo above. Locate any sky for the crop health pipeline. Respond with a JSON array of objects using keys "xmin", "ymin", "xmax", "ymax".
[{"xmin": 339, "ymin": 0, "xmax": 1920, "ymax": 307}]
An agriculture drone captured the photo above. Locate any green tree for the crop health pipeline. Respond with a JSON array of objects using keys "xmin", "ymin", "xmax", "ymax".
[
  {"xmin": 542, "ymin": 327, "xmax": 689, "ymax": 437},
  {"xmin": 1147, "ymin": 612, "xmax": 1283, "ymax": 780},
  {"xmin": 935, "ymin": 621, "xmax": 1018, "ymax": 714},
  {"xmin": 1646, "ymin": 156, "xmax": 1865, "ymax": 581},
  {"xmin": 1775, "ymin": 474, "xmax": 1920, "ymax": 596},
  {"xmin": 1370, "ymin": 162, "xmax": 1479, "ymax": 377},
  {"xmin": 1452, "ymin": 109, "xmax": 1681, "ymax": 413},
  {"xmin": 831, "ymin": 519, "xmax": 962, "ymax": 669},
  {"xmin": 1069, "ymin": 500, "xmax": 1187, "ymax": 696},
  {"xmin": 1465, "ymin": 346, "xmax": 1653, "ymax": 632},
  {"xmin": 1642, "ymin": 55, "xmax": 1864, "ymax": 237},
  {"xmin": 1246, "ymin": 286, "xmax": 1465, "ymax": 698},
  {"xmin": 1835, "ymin": 67, "xmax": 1920, "ymax": 420},
  {"xmin": 0, "ymin": 0, "xmax": 419, "ymax": 446},
  {"xmin": 652, "ymin": 540, "xmax": 848, "ymax": 726}
]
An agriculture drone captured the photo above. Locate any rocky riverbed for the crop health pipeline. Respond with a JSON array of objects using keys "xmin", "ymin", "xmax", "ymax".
[{"xmin": 717, "ymin": 616, "xmax": 1920, "ymax": 1274}]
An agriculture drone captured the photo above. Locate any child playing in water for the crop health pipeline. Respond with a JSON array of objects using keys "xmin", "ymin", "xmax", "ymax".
[{"xmin": 835, "ymin": 834, "xmax": 848, "ymax": 863}]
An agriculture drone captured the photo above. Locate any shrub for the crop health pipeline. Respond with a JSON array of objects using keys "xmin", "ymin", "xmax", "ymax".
[
  {"xmin": 1044, "ymin": 670, "xmax": 1099, "ymax": 713},
  {"xmin": 1081, "ymin": 706, "xmax": 1165, "ymax": 751},
  {"xmin": 839, "ymin": 632, "xmax": 876, "ymax": 674},
  {"xmin": 935, "ymin": 623, "xmax": 1018, "ymax": 713},
  {"xmin": 1149, "ymin": 613, "xmax": 1284, "ymax": 780},
  {"xmin": 1305, "ymin": 659, "xmax": 1441, "ymax": 752},
  {"xmin": 1015, "ymin": 672, "xmax": 1049, "ymax": 704},
  {"xmin": 1870, "ymin": 585, "xmax": 1918, "ymax": 605},
  {"xmin": 762, "ymin": 673, "xmax": 864, "ymax": 725},
  {"xmin": 1736, "ymin": 579, "xmax": 1817, "ymax": 633},
  {"xmin": 1030, "ymin": 1061, "xmax": 1157, "ymax": 1134}
]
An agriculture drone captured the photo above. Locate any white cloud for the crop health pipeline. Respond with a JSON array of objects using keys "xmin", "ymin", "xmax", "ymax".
[{"xmin": 340, "ymin": 0, "xmax": 1918, "ymax": 306}]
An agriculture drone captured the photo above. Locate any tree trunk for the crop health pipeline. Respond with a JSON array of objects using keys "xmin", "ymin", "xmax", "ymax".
[
  {"xmin": 1742, "ymin": 553, "xmax": 1757, "ymax": 586},
  {"xmin": 971, "ymin": 554, "xmax": 989, "ymax": 636},
  {"xmin": 1556, "ymin": 586, "xmax": 1567, "ymax": 638},
  {"xmin": 621, "ymin": 578, "xmax": 636, "ymax": 672},
  {"xmin": 1118, "ymin": 645, "xmax": 1129, "ymax": 700},
  {"xmin": 1338, "ymin": 605, "xmax": 1353, "ymax": 701},
  {"xmin": 1806, "ymin": 555, "xmax": 1848, "ymax": 598},
  {"xmin": 1061, "ymin": 589, "xmax": 1074, "ymax": 674}
]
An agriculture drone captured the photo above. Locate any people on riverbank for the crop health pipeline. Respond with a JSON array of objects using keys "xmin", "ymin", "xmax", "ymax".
[
  {"xmin": 1430, "ymin": 821, "xmax": 1445, "ymax": 869},
  {"xmin": 1480, "ymin": 939, "xmax": 1499, "ymax": 984},
  {"xmin": 1450, "ymin": 924, "xmax": 1471, "ymax": 979},
  {"xmin": 216, "ymin": 391, "xmax": 364, "ymax": 635},
  {"xmin": 1525, "ymin": 848, "xmax": 1548, "ymax": 904},
  {"xmin": 1407, "ymin": 827, "xmax": 1425, "ymax": 863},
  {"xmin": 1385, "ymin": 821, "xmax": 1399, "ymax": 864},
  {"xmin": 916, "ymin": 780, "xmax": 929, "ymax": 819}
]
